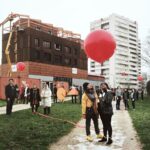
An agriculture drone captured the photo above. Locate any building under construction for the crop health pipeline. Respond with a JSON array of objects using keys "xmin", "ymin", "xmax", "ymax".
[{"xmin": 0, "ymin": 13, "xmax": 104, "ymax": 99}]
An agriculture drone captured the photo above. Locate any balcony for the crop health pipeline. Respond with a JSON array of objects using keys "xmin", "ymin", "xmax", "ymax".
[
  {"xmin": 130, "ymin": 49, "xmax": 137, "ymax": 54},
  {"xmin": 116, "ymin": 31, "xmax": 128, "ymax": 38},
  {"xmin": 116, "ymin": 51, "xmax": 129, "ymax": 56}
]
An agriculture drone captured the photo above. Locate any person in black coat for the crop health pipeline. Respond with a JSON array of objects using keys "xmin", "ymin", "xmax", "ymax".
[
  {"xmin": 123, "ymin": 88, "xmax": 129, "ymax": 110},
  {"xmin": 53, "ymin": 85, "xmax": 57, "ymax": 103},
  {"xmin": 130, "ymin": 89, "xmax": 137, "ymax": 109},
  {"xmin": 136, "ymin": 89, "xmax": 139, "ymax": 100},
  {"xmin": 5, "ymin": 79, "xmax": 17, "ymax": 115},
  {"xmin": 30, "ymin": 84, "xmax": 41, "ymax": 113},
  {"xmin": 77, "ymin": 86, "xmax": 82, "ymax": 104},
  {"xmin": 98, "ymin": 82, "xmax": 113, "ymax": 145}
]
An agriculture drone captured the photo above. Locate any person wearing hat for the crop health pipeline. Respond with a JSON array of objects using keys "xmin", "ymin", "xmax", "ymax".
[{"xmin": 82, "ymin": 82, "xmax": 103, "ymax": 142}]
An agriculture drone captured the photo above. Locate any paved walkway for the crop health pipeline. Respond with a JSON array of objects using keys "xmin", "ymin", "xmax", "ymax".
[
  {"xmin": 0, "ymin": 103, "xmax": 30, "ymax": 115},
  {"xmin": 0, "ymin": 96, "xmax": 71, "ymax": 115},
  {"xmin": 50, "ymin": 101, "xmax": 142, "ymax": 150}
]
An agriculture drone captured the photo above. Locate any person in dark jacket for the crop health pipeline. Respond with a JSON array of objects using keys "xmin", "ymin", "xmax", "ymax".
[
  {"xmin": 30, "ymin": 84, "xmax": 41, "ymax": 113},
  {"xmin": 98, "ymin": 82, "xmax": 113, "ymax": 145},
  {"xmin": 115, "ymin": 86, "xmax": 122, "ymax": 110},
  {"xmin": 53, "ymin": 85, "xmax": 57, "ymax": 103},
  {"xmin": 78, "ymin": 86, "xmax": 83, "ymax": 104},
  {"xmin": 130, "ymin": 89, "xmax": 137, "ymax": 110},
  {"xmin": 136, "ymin": 89, "xmax": 139, "ymax": 100},
  {"xmin": 123, "ymin": 88, "xmax": 129, "ymax": 110},
  {"xmin": 5, "ymin": 79, "xmax": 17, "ymax": 115}
]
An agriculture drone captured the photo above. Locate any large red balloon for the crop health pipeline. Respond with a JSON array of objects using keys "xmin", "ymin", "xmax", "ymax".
[
  {"xmin": 137, "ymin": 75, "xmax": 143, "ymax": 81},
  {"xmin": 17, "ymin": 62, "xmax": 25, "ymax": 71},
  {"xmin": 84, "ymin": 30, "xmax": 116, "ymax": 63}
]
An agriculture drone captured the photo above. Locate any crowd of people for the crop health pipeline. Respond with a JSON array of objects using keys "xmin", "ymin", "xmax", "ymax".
[
  {"xmin": 5, "ymin": 78, "xmax": 144, "ymax": 145},
  {"xmin": 113, "ymin": 86, "xmax": 144, "ymax": 110},
  {"xmin": 5, "ymin": 79, "xmax": 71, "ymax": 115}
]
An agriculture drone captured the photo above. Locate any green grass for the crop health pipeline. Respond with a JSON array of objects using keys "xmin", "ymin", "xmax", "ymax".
[
  {"xmin": 0, "ymin": 100, "xmax": 6, "ymax": 107},
  {"xmin": 129, "ymin": 97, "xmax": 150, "ymax": 150},
  {"xmin": 0, "ymin": 101, "xmax": 81, "ymax": 150}
]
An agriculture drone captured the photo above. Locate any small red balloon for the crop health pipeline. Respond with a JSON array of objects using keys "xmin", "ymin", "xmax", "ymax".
[
  {"xmin": 137, "ymin": 75, "xmax": 143, "ymax": 81},
  {"xmin": 84, "ymin": 29, "xmax": 116, "ymax": 63},
  {"xmin": 17, "ymin": 62, "xmax": 25, "ymax": 71}
]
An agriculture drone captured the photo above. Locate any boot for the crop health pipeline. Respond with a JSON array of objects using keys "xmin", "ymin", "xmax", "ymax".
[
  {"xmin": 106, "ymin": 137, "xmax": 113, "ymax": 145},
  {"xmin": 97, "ymin": 133, "xmax": 103, "ymax": 139},
  {"xmin": 86, "ymin": 135, "xmax": 93, "ymax": 142},
  {"xmin": 98, "ymin": 136, "xmax": 107, "ymax": 142}
]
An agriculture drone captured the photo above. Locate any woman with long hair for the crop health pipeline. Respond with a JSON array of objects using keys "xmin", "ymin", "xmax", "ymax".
[
  {"xmin": 98, "ymin": 82, "xmax": 113, "ymax": 145},
  {"xmin": 30, "ymin": 84, "xmax": 41, "ymax": 113}
]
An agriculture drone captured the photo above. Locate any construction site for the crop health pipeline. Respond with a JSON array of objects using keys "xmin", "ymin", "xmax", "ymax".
[{"xmin": 0, "ymin": 13, "xmax": 104, "ymax": 99}]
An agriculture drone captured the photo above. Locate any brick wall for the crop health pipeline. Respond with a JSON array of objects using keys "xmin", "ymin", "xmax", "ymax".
[{"xmin": 0, "ymin": 61, "xmax": 104, "ymax": 81}]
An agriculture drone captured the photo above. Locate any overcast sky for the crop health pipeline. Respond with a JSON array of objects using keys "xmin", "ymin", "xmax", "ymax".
[{"xmin": 0, "ymin": 0, "xmax": 150, "ymax": 72}]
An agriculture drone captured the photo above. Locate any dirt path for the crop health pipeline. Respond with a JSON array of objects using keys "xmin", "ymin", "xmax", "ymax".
[{"xmin": 49, "ymin": 101, "xmax": 142, "ymax": 150}]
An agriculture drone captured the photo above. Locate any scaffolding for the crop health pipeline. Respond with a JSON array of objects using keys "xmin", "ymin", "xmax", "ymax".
[{"xmin": 0, "ymin": 12, "xmax": 30, "ymax": 77}]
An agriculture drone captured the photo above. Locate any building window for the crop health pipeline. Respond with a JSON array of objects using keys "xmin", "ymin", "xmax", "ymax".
[
  {"xmin": 129, "ymin": 38, "xmax": 136, "ymax": 42},
  {"xmin": 129, "ymin": 34, "xmax": 136, "ymax": 38},
  {"xmin": 54, "ymin": 43, "xmax": 61, "ymax": 51},
  {"xmin": 44, "ymin": 53, "xmax": 51, "ymax": 61},
  {"xmin": 64, "ymin": 46, "xmax": 71, "ymax": 54},
  {"xmin": 64, "ymin": 58, "xmax": 71, "ymax": 65},
  {"xmin": 48, "ymin": 31, "xmax": 52, "ymax": 35},
  {"xmin": 34, "ymin": 38, "xmax": 40, "ymax": 47},
  {"xmin": 35, "ymin": 51, "xmax": 40, "ymax": 59},
  {"xmin": 129, "ymin": 29, "xmax": 136, "ymax": 33},
  {"xmin": 73, "ymin": 59, "xmax": 77, "ymax": 66},
  {"xmin": 129, "ymin": 43, "xmax": 136, "ymax": 46},
  {"xmin": 36, "ymin": 27, "xmax": 41, "ymax": 31},
  {"xmin": 101, "ymin": 23, "xmax": 109, "ymax": 29},
  {"xmin": 73, "ymin": 48, "xmax": 78, "ymax": 55},
  {"xmin": 129, "ymin": 25, "xmax": 136, "ymax": 29},
  {"xmin": 43, "ymin": 41, "xmax": 51, "ymax": 49},
  {"xmin": 54, "ymin": 55, "xmax": 62, "ymax": 63}
]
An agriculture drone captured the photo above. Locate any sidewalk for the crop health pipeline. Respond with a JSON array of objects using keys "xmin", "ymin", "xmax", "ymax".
[
  {"xmin": 0, "ymin": 96, "xmax": 72, "ymax": 115},
  {"xmin": 50, "ymin": 101, "xmax": 142, "ymax": 150},
  {"xmin": 0, "ymin": 104, "xmax": 30, "ymax": 115}
]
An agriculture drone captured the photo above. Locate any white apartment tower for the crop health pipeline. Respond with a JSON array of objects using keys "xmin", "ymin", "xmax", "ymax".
[{"xmin": 89, "ymin": 14, "xmax": 141, "ymax": 89}]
